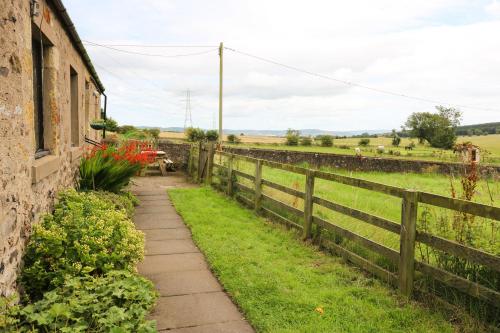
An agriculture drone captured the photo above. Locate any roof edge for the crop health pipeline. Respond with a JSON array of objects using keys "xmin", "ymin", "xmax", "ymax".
[{"xmin": 48, "ymin": 0, "xmax": 105, "ymax": 93}]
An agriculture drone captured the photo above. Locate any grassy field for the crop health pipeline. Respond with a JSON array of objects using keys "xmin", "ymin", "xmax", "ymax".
[
  {"xmin": 169, "ymin": 187, "xmax": 459, "ymax": 333},
  {"xmin": 160, "ymin": 131, "xmax": 500, "ymax": 164},
  {"xmin": 220, "ymin": 157, "xmax": 499, "ymax": 254}
]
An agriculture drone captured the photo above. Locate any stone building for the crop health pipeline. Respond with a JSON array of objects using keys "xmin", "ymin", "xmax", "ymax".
[{"xmin": 0, "ymin": 0, "xmax": 105, "ymax": 295}]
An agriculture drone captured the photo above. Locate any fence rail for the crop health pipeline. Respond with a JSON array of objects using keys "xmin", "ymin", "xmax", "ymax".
[{"xmin": 207, "ymin": 147, "xmax": 500, "ymax": 307}]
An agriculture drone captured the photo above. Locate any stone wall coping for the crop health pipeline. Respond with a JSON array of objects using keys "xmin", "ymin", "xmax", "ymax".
[{"xmin": 32, "ymin": 155, "xmax": 60, "ymax": 184}]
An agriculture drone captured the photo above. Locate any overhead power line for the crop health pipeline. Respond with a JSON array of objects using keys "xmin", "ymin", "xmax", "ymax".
[
  {"xmin": 93, "ymin": 63, "xmax": 183, "ymax": 109},
  {"xmin": 84, "ymin": 42, "xmax": 217, "ymax": 48},
  {"xmin": 83, "ymin": 40, "xmax": 218, "ymax": 58},
  {"xmin": 224, "ymin": 46, "xmax": 499, "ymax": 112}
]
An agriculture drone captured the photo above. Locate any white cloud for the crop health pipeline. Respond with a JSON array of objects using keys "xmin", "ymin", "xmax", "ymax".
[
  {"xmin": 486, "ymin": 1, "xmax": 500, "ymax": 16},
  {"xmin": 65, "ymin": 0, "xmax": 500, "ymax": 130}
]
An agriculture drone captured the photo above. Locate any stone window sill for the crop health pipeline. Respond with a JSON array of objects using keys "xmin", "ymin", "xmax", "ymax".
[
  {"xmin": 70, "ymin": 146, "xmax": 84, "ymax": 162},
  {"xmin": 32, "ymin": 155, "xmax": 60, "ymax": 184}
]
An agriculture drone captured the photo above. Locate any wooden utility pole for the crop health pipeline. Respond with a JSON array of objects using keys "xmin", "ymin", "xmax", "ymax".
[{"xmin": 218, "ymin": 42, "xmax": 223, "ymax": 148}]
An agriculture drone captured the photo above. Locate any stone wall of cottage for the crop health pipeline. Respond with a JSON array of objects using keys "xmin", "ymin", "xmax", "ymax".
[{"xmin": 0, "ymin": 0, "xmax": 102, "ymax": 296}]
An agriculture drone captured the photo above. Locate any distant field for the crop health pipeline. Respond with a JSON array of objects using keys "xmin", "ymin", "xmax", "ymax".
[
  {"xmin": 160, "ymin": 131, "xmax": 500, "ymax": 165},
  {"xmin": 159, "ymin": 131, "xmax": 284, "ymax": 144}
]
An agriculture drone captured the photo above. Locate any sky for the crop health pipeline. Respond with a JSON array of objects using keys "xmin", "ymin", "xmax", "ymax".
[{"xmin": 65, "ymin": 0, "xmax": 500, "ymax": 131}]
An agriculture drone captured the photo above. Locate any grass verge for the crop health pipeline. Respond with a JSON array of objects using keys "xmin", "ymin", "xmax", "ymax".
[{"xmin": 168, "ymin": 187, "xmax": 455, "ymax": 333}]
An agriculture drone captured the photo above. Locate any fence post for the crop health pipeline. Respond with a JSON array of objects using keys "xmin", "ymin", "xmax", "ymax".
[
  {"xmin": 206, "ymin": 143, "xmax": 215, "ymax": 185},
  {"xmin": 187, "ymin": 144, "xmax": 194, "ymax": 179},
  {"xmin": 254, "ymin": 159, "xmax": 263, "ymax": 212},
  {"xmin": 399, "ymin": 189, "xmax": 418, "ymax": 297},
  {"xmin": 227, "ymin": 155, "xmax": 234, "ymax": 196},
  {"xmin": 303, "ymin": 170, "xmax": 315, "ymax": 240},
  {"xmin": 197, "ymin": 141, "xmax": 203, "ymax": 182}
]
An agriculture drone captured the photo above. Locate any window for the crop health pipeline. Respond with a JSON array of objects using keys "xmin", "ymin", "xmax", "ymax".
[
  {"xmin": 32, "ymin": 37, "xmax": 45, "ymax": 156},
  {"xmin": 84, "ymin": 81, "xmax": 90, "ymax": 137},
  {"xmin": 70, "ymin": 66, "xmax": 79, "ymax": 146},
  {"xmin": 32, "ymin": 24, "xmax": 52, "ymax": 159}
]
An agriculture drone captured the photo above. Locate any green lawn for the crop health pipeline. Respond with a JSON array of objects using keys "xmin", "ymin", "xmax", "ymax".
[{"xmin": 169, "ymin": 187, "xmax": 456, "ymax": 333}]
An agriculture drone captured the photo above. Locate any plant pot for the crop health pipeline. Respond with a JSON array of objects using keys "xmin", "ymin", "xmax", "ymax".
[{"xmin": 90, "ymin": 123, "xmax": 105, "ymax": 130}]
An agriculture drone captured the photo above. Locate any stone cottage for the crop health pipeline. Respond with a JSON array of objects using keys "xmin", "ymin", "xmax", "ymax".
[{"xmin": 0, "ymin": 0, "xmax": 105, "ymax": 295}]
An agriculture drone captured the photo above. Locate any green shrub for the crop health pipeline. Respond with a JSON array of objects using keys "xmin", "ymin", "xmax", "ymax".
[
  {"xmin": 227, "ymin": 134, "xmax": 241, "ymax": 144},
  {"xmin": 6, "ymin": 271, "xmax": 157, "ymax": 332},
  {"xmin": 121, "ymin": 130, "xmax": 148, "ymax": 140},
  {"xmin": 143, "ymin": 128, "xmax": 160, "ymax": 140},
  {"xmin": 392, "ymin": 135, "xmax": 401, "ymax": 146},
  {"xmin": 285, "ymin": 129, "xmax": 300, "ymax": 146},
  {"xmin": 358, "ymin": 138, "xmax": 370, "ymax": 146},
  {"xmin": 318, "ymin": 135, "xmax": 333, "ymax": 147},
  {"xmin": 21, "ymin": 190, "xmax": 145, "ymax": 300},
  {"xmin": 205, "ymin": 130, "xmax": 219, "ymax": 142},
  {"xmin": 116, "ymin": 125, "xmax": 137, "ymax": 134},
  {"xmin": 186, "ymin": 127, "xmax": 205, "ymax": 142},
  {"xmin": 300, "ymin": 136, "xmax": 312, "ymax": 146},
  {"xmin": 104, "ymin": 117, "xmax": 119, "ymax": 132},
  {"xmin": 91, "ymin": 191, "xmax": 138, "ymax": 218}
]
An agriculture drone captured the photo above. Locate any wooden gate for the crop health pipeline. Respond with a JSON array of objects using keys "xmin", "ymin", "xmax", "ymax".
[{"xmin": 188, "ymin": 142, "xmax": 215, "ymax": 183}]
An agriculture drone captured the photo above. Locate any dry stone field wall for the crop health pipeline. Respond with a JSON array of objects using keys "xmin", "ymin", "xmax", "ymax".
[
  {"xmin": 223, "ymin": 147, "xmax": 500, "ymax": 176},
  {"xmin": 157, "ymin": 141, "xmax": 191, "ymax": 169}
]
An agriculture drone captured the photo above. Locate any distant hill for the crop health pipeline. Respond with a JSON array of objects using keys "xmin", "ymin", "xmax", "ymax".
[
  {"xmin": 143, "ymin": 127, "xmax": 389, "ymax": 137},
  {"xmin": 456, "ymin": 122, "xmax": 500, "ymax": 136}
]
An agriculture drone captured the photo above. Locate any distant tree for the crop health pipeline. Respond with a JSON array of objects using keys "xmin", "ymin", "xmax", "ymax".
[
  {"xmin": 300, "ymin": 136, "xmax": 312, "ymax": 146},
  {"xmin": 391, "ymin": 129, "xmax": 401, "ymax": 146},
  {"xmin": 144, "ymin": 128, "xmax": 160, "ymax": 140},
  {"xmin": 405, "ymin": 106, "xmax": 461, "ymax": 149},
  {"xmin": 205, "ymin": 130, "xmax": 219, "ymax": 142},
  {"xmin": 227, "ymin": 134, "xmax": 241, "ymax": 144},
  {"xmin": 116, "ymin": 125, "xmax": 136, "ymax": 134},
  {"xmin": 317, "ymin": 135, "xmax": 333, "ymax": 147},
  {"xmin": 358, "ymin": 138, "xmax": 370, "ymax": 146},
  {"xmin": 285, "ymin": 129, "xmax": 300, "ymax": 146},
  {"xmin": 104, "ymin": 117, "xmax": 119, "ymax": 132},
  {"xmin": 185, "ymin": 127, "xmax": 205, "ymax": 142}
]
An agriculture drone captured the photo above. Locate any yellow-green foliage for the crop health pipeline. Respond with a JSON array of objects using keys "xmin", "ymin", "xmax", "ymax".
[{"xmin": 20, "ymin": 190, "xmax": 145, "ymax": 300}]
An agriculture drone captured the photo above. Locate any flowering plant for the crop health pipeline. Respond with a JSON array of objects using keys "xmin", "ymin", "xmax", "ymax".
[{"xmin": 79, "ymin": 141, "xmax": 157, "ymax": 193}]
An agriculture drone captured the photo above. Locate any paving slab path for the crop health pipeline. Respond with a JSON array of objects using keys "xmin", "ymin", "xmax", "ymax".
[{"xmin": 131, "ymin": 174, "xmax": 254, "ymax": 333}]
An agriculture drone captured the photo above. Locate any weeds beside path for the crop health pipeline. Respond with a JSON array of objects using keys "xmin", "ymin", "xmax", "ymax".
[{"xmin": 168, "ymin": 187, "xmax": 455, "ymax": 333}]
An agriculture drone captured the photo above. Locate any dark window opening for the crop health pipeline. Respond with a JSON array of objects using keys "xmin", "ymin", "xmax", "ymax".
[
  {"xmin": 32, "ymin": 37, "xmax": 44, "ymax": 155},
  {"xmin": 32, "ymin": 24, "xmax": 52, "ymax": 159},
  {"xmin": 70, "ymin": 66, "xmax": 79, "ymax": 146}
]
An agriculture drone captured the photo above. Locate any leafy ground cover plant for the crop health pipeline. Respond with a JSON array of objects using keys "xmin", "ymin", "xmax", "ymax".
[
  {"xmin": 92, "ymin": 190, "xmax": 139, "ymax": 218},
  {"xmin": 5, "ymin": 271, "xmax": 157, "ymax": 333},
  {"xmin": 20, "ymin": 190, "xmax": 145, "ymax": 300},
  {"xmin": 79, "ymin": 142, "xmax": 156, "ymax": 193}
]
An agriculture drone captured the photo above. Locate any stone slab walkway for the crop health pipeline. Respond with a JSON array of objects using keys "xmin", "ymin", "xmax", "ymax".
[{"xmin": 131, "ymin": 174, "xmax": 254, "ymax": 333}]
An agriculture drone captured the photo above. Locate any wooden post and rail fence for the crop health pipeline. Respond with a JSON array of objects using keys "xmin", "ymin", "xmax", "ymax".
[{"xmin": 190, "ymin": 143, "xmax": 500, "ymax": 305}]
